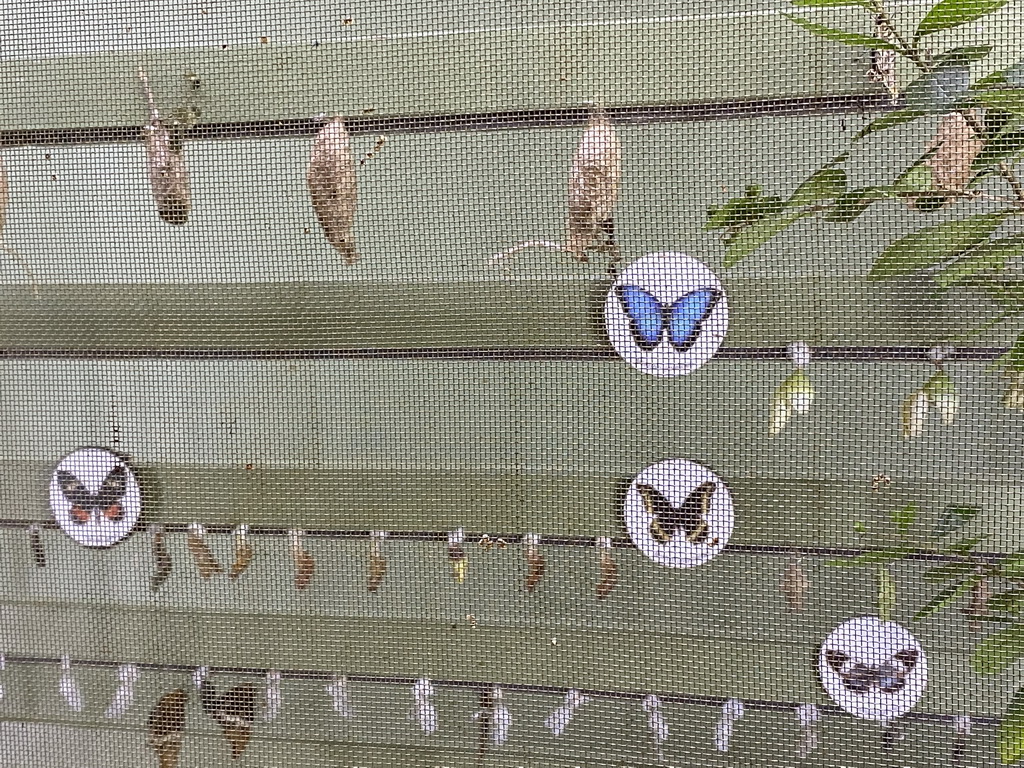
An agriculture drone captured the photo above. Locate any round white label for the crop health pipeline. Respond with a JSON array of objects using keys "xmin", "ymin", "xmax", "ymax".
[
  {"xmin": 818, "ymin": 616, "xmax": 928, "ymax": 722},
  {"xmin": 623, "ymin": 459, "xmax": 733, "ymax": 568},
  {"xmin": 49, "ymin": 448, "xmax": 142, "ymax": 547},
  {"xmin": 604, "ymin": 252, "xmax": 728, "ymax": 377}
]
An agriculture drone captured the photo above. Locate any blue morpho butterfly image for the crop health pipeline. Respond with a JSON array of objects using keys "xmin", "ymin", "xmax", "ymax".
[{"xmin": 614, "ymin": 285, "xmax": 723, "ymax": 352}]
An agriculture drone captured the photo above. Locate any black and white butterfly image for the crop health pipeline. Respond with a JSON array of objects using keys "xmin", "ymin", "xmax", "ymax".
[
  {"xmin": 56, "ymin": 463, "xmax": 129, "ymax": 525},
  {"xmin": 824, "ymin": 648, "xmax": 919, "ymax": 695},
  {"xmin": 636, "ymin": 481, "xmax": 718, "ymax": 545}
]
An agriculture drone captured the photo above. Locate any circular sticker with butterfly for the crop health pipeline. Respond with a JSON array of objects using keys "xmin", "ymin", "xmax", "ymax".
[
  {"xmin": 49, "ymin": 448, "xmax": 142, "ymax": 547},
  {"xmin": 604, "ymin": 252, "xmax": 728, "ymax": 377},
  {"xmin": 818, "ymin": 616, "xmax": 927, "ymax": 723},
  {"xmin": 623, "ymin": 459, "xmax": 734, "ymax": 568}
]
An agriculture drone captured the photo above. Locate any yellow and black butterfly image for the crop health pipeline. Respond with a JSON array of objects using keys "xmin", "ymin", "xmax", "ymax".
[{"xmin": 636, "ymin": 481, "xmax": 717, "ymax": 545}]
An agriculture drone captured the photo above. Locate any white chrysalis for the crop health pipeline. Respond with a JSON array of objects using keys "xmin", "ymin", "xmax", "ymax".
[
  {"xmin": 104, "ymin": 663, "xmax": 139, "ymax": 718},
  {"xmin": 193, "ymin": 665, "xmax": 209, "ymax": 691},
  {"xmin": 490, "ymin": 686, "xmax": 511, "ymax": 746},
  {"xmin": 411, "ymin": 678, "xmax": 437, "ymax": 734},
  {"xmin": 714, "ymin": 698, "xmax": 744, "ymax": 752},
  {"xmin": 325, "ymin": 675, "xmax": 353, "ymax": 718},
  {"xmin": 795, "ymin": 703, "xmax": 820, "ymax": 758},
  {"xmin": 59, "ymin": 656, "xmax": 83, "ymax": 713},
  {"xmin": 642, "ymin": 694, "xmax": 668, "ymax": 745},
  {"xmin": 264, "ymin": 669, "xmax": 282, "ymax": 722},
  {"xmin": 545, "ymin": 689, "xmax": 591, "ymax": 737}
]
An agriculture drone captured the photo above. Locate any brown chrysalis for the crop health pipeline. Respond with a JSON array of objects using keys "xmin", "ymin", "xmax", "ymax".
[
  {"xmin": 290, "ymin": 529, "xmax": 315, "ymax": 590},
  {"xmin": 138, "ymin": 68, "xmax": 191, "ymax": 225},
  {"xmin": 148, "ymin": 688, "xmax": 187, "ymax": 768},
  {"xmin": 307, "ymin": 117, "xmax": 359, "ymax": 264},
  {"xmin": 780, "ymin": 556, "xmax": 810, "ymax": 611},
  {"xmin": 448, "ymin": 528, "xmax": 467, "ymax": 584},
  {"xmin": 150, "ymin": 524, "xmax": 172, "ymax": 591},
  {"xmin": 524, "ymin": 532, "xmax": 545, "ymax": 594},
  {"xmin": 186, "ymin": 522, "xmax": 223, "ymax": 579},
  {"xmin": 368, "ymin": 530, "xmax": 387, "ymax": 592},
  {"xmin": 595, "ymin": 536, "xmax": 617, "ymax": 600},
  {"xmin": 27, "ymin": 523, "xmax": 45, "ymax": 568},
  {"xmin": 228, "ymin": 524, "xmax": 254, "ymax": 580}
]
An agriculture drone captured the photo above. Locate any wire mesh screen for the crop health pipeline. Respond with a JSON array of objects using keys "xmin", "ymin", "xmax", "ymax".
[{"xmin": 0, "ymin": 0, "xmax": 1022, "ymax": 766}]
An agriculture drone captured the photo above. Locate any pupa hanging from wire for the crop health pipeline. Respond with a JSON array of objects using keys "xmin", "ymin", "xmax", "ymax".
[
  {"xmin": 200, "ymin": 675, "xmax": 260, "ymax": 759},
  {"xmin": 795, "ymin": 703, "xmax": 820, "ymax": 759},
  {"xmin": 229, "ymin": 524, "xmax": 254, "ymax": 580},
  {"xmin": 473, "ymin": 685, "xmax": 511, "ymax": 759},
  {"xmin": 59, "ymin": 656, "xmax": 83, "ymax": 713},
  {"xmin": 642, "ymin": 694, "xmax": 668, "ymax": 763},
  {"xmin": 27, "ymin": 522, "xmax": 45, "ymax": 568},
  {"xmin": 307, "ymin": 116, "xmax": 359, "ymax": 264},
  {"xmin": 105, "ymin": 663, "xmax": 139, "ymax": 718},
  {"xmin": 780, "ymin": 555, "xmax": 810, "ymax": 611},
  {"xmin": 137, "ymin": 67, "xmax": 191, "ymax": 225},
  {"xmin": 148, "ymin": 688, "xmax": 187, "ymax": 768},
  {"xmin": 325, "ymin": 675, "xmax": 354, "ymax": 718},
  {"xmin": 545, "ymin": 689, "xmax": 591, "ymax": 736},
  {"xmin": 186, "ymin": 522, "xmax": 222, "ymax": 578},
  {"xmin": 492, "ymin": 104, "xmax": 622, "ymax": 272},
  {"xmin": 715, "ymin": 698, "xmax": 744, "ymax": 752},
  {"xmin": 448, "ymin": 529, "xmax": 468, "ymax": 584},
  {"xmin": 368, "ymin": 531, "xmax": 387, "ymax": 592},
  {"xmin": 770, "ymin": 342, "xmax": 815, "ymax": 436},
  {"xmin": 290, "ymin": 529, "xmax": 315, "ymax": 590},
  {"xmin": 953, "ymin": 715, "xmax": 972, "ymax": 767},
  {"xmin": 411, "ymin": 678, "xmax": 438, "ymax": 734},
  {"xmin": 264, "ymin": 670, "xmax": 282, "ymax": 722},
  {"xmin": 595, "ymin": 537, "xmax": 618, "ymax": 599},
  {"xmin": 150, "ymin": 524, "xmax": 172, "ymax": 591},
  {"xmin": 523, "ymin": 533, "xmax": 545, "ymax": 593}
]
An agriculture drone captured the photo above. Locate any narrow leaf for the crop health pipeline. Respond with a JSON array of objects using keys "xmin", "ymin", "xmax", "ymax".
[
  {"xmin": 878, "ymin": 566, "xmax": 897, "ymax": 621},
  {"xmin": 868, "ymin": 211, "xmax": 1011, "ymax": 281},
  {"xmin": 915, "ymin": 0, "xmax": 1009, "ymax": 38},
  {"xmin": 1000, "ymin": 551, "xmax": 1024, "ymax": 580},
  {"xmin": 988, "ymin": 591, "xmax": 1024, "ymax": 614},
  {"xmin": 934, "ymin": 45, "xmax": 994, "ymax": 67},
  {"xmin": 934, "ymin": 505, "xmax": 980, "ymax": 537},
  {"xmin": 936, "ymin": 235, "xmax": 1024, "ymax": 288},
  {"xmin": 972, "ymin": 623, "xmax": 1024, "ymax": 674},
  {"xmin": 971, "ymin": 130, "xmax": 1024, "ymax": 172},
  {"xmin": 824, "ymin": 187, "xmax": 888, "ymax": 222},
  {"xmin": 785, "ymin": 15, "xmax": 898, "ymax": 48},
  {"xmin": 786, "ymin": 168, "xmax": 847, "ymax": 208},
  {"xmin": 903, "ymin": 64, "xmax": 972, "ymax": 113},
  {"xmin": 942, "ymin": 536, "xmax": 986, "ymax": 554},
  {"xmin": 723, "ymin": 210, "xmax": 807, "ymax": 268},
  {"xmin": 922, "ymin": 562, "xmax": 978, "ymax": 582},
  {"xmin": 912, "ymin": 578, "xmax": 975, "ymax": 621},
  {"xmin": 853, "ymin": 109, "xmax": 926, "ymax": 141},
  {"xmin": 826, "ymin": 548, "xmax": 911, "ymax": 567},
  {"xmin": 975, "ymin": 89, "xmax": 1024, "ymax": 116},
  {"xmin": 893, "ymin": 504, "xmax": 918, "ymax": 536},
  {"xmin": 1000, "ymin": 685, "xmax": 1024, "ymax": 764}
]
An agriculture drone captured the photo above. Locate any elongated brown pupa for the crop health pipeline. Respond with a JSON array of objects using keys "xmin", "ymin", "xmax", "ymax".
[
  {"xmin": 228, "ymin": 524, "xmax": 254, "ymax": 580},
  {"xmin": 148, "ymin": 688, "xmax": 187, "ymax": 768},
  {"xmin": 448, "ymin": 528, "xmax": 468, "ymax": 584},
  {"xmin": 524, "ymin": 532, "xmax": 545, "ymax": 594},
  {"xmin": 27, "ymin": 523, "xmax": 45, "ymax": 568},
  {"xmin": 780, "ymin": 556, "xmax": 810, "ymax": 611},
  {"xmin": 290, "ymin": 529, "xmax": 315, "ymax": 590},
  {"xmin": 150, "ymin": 524, "xmax": 172, "ymax": 591},
  {"xmin": 138, "ymin": 67, "xmax": 191, "ymax": 225},
  {"xmin": 595, "ymin": 536, "xmax": 617, "ymax": 600},
  {"xmin": 186, "ymin": 522, "xmax": 223, "ymax": 579},
  {"xmin": 926, "ymin": 111, "xmax": 983, "ymax": 195},
  {"xmin": 307, "ymin": 117, "xmax": 359, "ymax": 264},
  {"xmin": 566, "ymin": 105, "xmax": 622, "ymax": 263},
  {"xmin": 368, "ymin": 530, "xmax": 387, "ymax": 593}
]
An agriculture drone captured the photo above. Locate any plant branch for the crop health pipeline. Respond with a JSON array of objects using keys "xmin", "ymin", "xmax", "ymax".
[
  {"xmin": 866, "ymin": 0, "xmax": 929, "ymax": 71},
  {"xmin": 999, "ymin": 161, "xmax": 1024, "ymax": 205}
]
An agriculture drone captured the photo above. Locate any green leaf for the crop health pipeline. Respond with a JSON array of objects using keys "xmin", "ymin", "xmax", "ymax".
[
  {"xmin": 868, "ymin": 211, "xmax": 1012, "ymax": 281},
  {"xmin": 934, "ymin": 45, "xmax": 995, "ymax": 67},
  {"xmin": 852, "ymin": 109, "xmax": 926, "ymax": 141},
  {"xmin": 826, "ymin": 548, "xmax": 912, "ymax": 567},
  {"xmin": 785, "ymin": 15, "xmax": 898, "ymax": 48},
  {"xmin": 912, "ymin": 577, "xmax": 975, "ymax": 621},
  {"xmin": 995, "ymin": 331, "xmax": 1024, "ymax": 372},
  {"xmin": 786, "ymin": 168, "xmax": 847, "ymax": 208},
  {"xmin": 972, "ymin": 623, "xmax": 1024, "ymax": 674},
  {"xmin": 1000, "ymin": 685, "xmax": 1024, "ymax": 764},
  {"xmin": 1001, "ymin": 552, "xmax": 1024, "ymax": 579},
  {"xmin": 975, "ymin": 89, "xmax": 1024, "ymax": 116},
  {"xmin": 936, "ymin": 235, "xmax": 1024, "ymax": 288},
  {"xmin": 915, "ymin": 0, "xmax": 1009, "ymax": 38},
  {"xmin": 903, "ymin": 64, "xmax": 972, "ymax": 113},
  {"xmin": 891, "ymin": 162, "xmax": 934, "ymax": 195},
  {"xmin": 705, "ymin": 191, "xmax": 785, "ymax": 230},
  {"xmin": 723, "ymin": 210, "xmax": 808, "ymax": 267},
  {"xmin": 878, "ymin": 566, "xmax": 897, "ymax": 621},
  {"xmin": 790, "ymin": 0, "xmax": 869, "ymax": 5},
  {"xmin": 824, "ymin": 187, "xmax": 888, "ymax": 222},
  {"xmin": 892, "ymin": 504, "xmax": 917, "ymax": 537},
  {"xmin": 853, "ymin": 520, "xmax": 868, "ymax": 534},
  {"xmin": 1009, "ymin": 60, "xmax": 1024, "ymax": 88},
  {"xmin": 972, "ymin": 130, "xmax": 1024, "ymax": 172},
  {"xmin": 988, "ymin": 591, "xmax": 1024, "ymax": 614},
  {"xmin": 942, "ymin": 535, "xmax": 986, "ymax": 554},
  {"xmin": 934, "ymin": 505, "xmax": 980, "ymax": 536},
  {"xmin": 922, "ymin": 562, "xmax": 979, "ymax": 582}
]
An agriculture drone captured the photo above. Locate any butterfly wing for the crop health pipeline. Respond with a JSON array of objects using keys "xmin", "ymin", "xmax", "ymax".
[
  {"xmin": 214, "ymin": 683, "xmax": 258, "ymax": 759},
  {"xmin": 615, "ymin": 285, "xmax": 666, "ymax": 351},
  {"xmin": 56, "ymin": 469, "xmax": 98, "ymax": 524},
  {"xmin": 95, "ymin": 464, "xmax": 129, "ymax": 522},
  {"xmin": 667, "ymin": 289, "xmax": 721, "ymax": 352},
  {"xmin": 679, "ymin": 482, "xmax": 716, "ymax": 544},
  {"xmin": 636, "ymin": 484, "xmax": 680, "ymax": 543}
]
